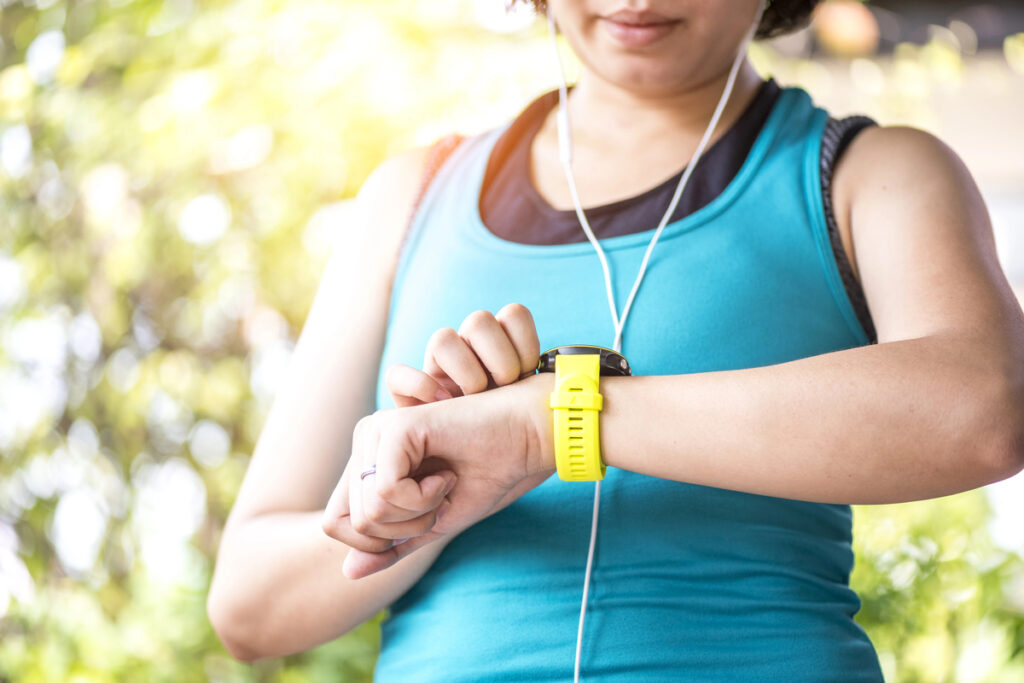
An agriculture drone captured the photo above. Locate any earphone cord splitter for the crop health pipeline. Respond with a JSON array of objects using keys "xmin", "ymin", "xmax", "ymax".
[{"xmin": 545, "ymin": 3, "xmax": 766, "ymax": 680}]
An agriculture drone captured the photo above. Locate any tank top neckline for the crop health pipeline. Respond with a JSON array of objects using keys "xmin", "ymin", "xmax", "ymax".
[
  {"xmin": 486, "ymin": 79, "xmax": 779, "ymax": 229},
  {"xmin": 461, "ymin": 86, "xmax": 800, "ymax": 257}
]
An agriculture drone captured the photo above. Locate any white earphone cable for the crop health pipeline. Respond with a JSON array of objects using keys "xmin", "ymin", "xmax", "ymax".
[
  {"xmin": 549, "ymin": 27, "xmax": 621, "ymax": 336},
  {"xmin": 545, "ymin": 4, "xmax": 766, "ymax": 681}
]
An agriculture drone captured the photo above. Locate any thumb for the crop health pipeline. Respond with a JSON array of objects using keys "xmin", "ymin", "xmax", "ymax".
[
  {"xmin": 342, "ymin": 529, "xmax": 443, "ymax": 580},
  {"xmin": 387, "ymin": 363, "xmax": 454, "ymax": 407},
  {"xmin": 343, "ymin": 547, "xmax": 396, "ymax": 580}
]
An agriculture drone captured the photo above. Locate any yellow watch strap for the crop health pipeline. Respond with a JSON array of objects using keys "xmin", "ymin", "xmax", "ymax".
[{"xmin": 550, "ymin": 353, "xmax": 605, "ymax": 481}]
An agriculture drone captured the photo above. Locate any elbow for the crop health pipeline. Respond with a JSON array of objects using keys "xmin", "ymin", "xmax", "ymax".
[
  {"xmin": 980, "ymin": 372, "xmax": 1024, "ymax": 484},
  {"xmin": 207, "ymin": 574, "xmax": 265, "ymax": 662}
]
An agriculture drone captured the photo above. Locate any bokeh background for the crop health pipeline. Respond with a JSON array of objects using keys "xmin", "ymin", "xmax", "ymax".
[{"xmin": 1, "ymin": 0, "xmax": 1023, "ymax": 680}]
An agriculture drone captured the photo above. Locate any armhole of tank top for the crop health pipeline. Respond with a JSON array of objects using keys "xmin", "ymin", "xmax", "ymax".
[
  {"xmin": 804, "ymin": 111, "xmax": 872, "ymax": 347},
  {"xmin": 820, "ymin": 115, "xmax": 879, "ymax": 345},
  {"xmin": 398, "ymin": 133, "xmax": 466, "ymax": 260},
  {"xmin": 383, "ymin": 132, "xmax": 467, "ymax": 331}
]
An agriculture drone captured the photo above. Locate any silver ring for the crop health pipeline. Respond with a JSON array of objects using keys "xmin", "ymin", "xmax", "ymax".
[{"xmin": 360, "ymin": 465, "xmax": 377, "ymax": 480}]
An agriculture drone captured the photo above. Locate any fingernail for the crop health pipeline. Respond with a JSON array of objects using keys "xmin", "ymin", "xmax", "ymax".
[
  {"xmin": 443, "ymin": 476, "xmax": 457, "ymax": 496},
  {"xmin": 436, "ymin": 502, "xmax": 450, "ymax": 522},
  {"xmin": 434, "ymin": 388, "xmax": 453, "ymax": 401},
  {"xmin": 392, "ymin": 538, "xmax": 409, "ymax": 547}
]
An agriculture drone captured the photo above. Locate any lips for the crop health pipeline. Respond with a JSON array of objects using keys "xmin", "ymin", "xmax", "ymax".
[
  {"xmin": 601, "ymin": 10, "xmax": 681, "ymax": 48},
  {"xmin": 603, "ymin": 9, "xmax": 678, "ymax": 26}
]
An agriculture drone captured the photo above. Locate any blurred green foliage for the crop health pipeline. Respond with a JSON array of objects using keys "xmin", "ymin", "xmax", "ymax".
[{"xmin": 0, "ymin": 1, "xmax": 1022, "ymax": 681}]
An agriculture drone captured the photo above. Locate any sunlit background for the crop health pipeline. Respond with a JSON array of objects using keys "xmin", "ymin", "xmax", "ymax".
[{"xmin": 1, "ymin": 0, "xmax": 1023, "ymax": 680}]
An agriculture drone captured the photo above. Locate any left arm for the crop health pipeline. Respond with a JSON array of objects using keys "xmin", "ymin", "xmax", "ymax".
[
  {"xmin": 332, "ymin": 126, "xmax": 1024, "ymax": 577},
  {"xmin": 537, "ymin": 126, "xmax": 1024, "ymax": 504},
  {"xmin": 532, "ymin": 333, "xmax": 1021, "ymax": 505}
]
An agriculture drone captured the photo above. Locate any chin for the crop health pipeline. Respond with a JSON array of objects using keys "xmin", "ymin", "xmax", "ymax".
[{"xmin": 596, "ymin": 57, "xmax": 704, "ymax": 96}]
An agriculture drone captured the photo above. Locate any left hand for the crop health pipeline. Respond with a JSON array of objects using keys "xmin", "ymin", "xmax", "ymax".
[
  {"xmin": 323, "ymin": 373, "xmax": 555, "ymax": 579},
  {"xmin": 386, "ymin": 304, "xmax": 540, "ymax": 407}
]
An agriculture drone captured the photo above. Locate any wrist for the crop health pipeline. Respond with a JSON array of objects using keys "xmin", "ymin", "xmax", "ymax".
[{"xmin": 518, "ymin": 372, "xmax": 557, "ymax": 477}]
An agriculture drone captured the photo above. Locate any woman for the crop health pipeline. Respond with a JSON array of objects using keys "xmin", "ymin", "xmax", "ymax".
[{"xmin": 207, "ymin": 1, "xmax": 1024, "ymax": 680}]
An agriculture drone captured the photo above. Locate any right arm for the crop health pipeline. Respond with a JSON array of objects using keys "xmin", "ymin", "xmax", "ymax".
[{"xmin": 206, "ymin": 144, "xmax": 446, "ymax": 661}]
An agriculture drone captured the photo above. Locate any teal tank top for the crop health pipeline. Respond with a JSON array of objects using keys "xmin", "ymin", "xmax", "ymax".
[{"xmin": 371, "ymin": 86, "xmax": 884, "ymax": 681}]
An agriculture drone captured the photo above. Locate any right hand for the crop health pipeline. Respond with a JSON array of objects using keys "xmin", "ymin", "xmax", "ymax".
[
  {"xmin": 386, "ymin": 303, "xmax": 541, "ymax": 407},
  {"xmin": 324, "ymin": 303, "xmax": 548, "ymax": 578}
]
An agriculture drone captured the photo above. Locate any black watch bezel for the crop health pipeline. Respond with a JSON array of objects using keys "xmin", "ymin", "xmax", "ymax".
[{"xmin": 536, "ymin": 345, "xmax": 632, "ymax": 377}]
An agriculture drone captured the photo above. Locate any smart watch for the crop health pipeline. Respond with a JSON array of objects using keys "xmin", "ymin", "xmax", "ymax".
[{"xmin": 536, "ymin": 345, "xmax": 631, "ymax": 481}]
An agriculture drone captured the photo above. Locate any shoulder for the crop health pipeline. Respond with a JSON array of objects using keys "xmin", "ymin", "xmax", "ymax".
[
  {"xmin": 325, "ymin": 134, "xmax": 472, "ymax": 284},
  {"xmin": 835, "ymin": 125, "xmax": 979, "ymax": 202},
  {"xmin": 832, "ymin": 124, "xmax": 990, "ymax": 253},
  {"xmin": 316, "ymin": 144, "xmax": 437, "ymax": 286},
  {"xmin": 829, "ymin": 123, "xmax": 989, "ymax": 244},
  {"xmin": 341, "ymin": 142, "xmax": 438, "ymax": 264},
  {"xmin": 355, "ymin": 133, "xmax": 468, "ymax": 235},
  {"xmin": 829, "ymin": 124, "xmax": 1004, "ymax": 342},
  {"xmin": 356, "ymin": 144, "xmax": 434, "ymax": 216}
]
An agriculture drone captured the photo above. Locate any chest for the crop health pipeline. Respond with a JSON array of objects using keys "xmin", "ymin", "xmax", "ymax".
[
  {"xmin": 377, "ymin": 89, "xmax": 870, "ymax": 409},
  {"xmin": 527, "ymin": 118, "xmax": 708, "ymax": 212}
]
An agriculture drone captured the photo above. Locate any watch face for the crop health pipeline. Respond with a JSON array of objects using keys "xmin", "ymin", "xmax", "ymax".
[{"xmin": 536, "ymin": 345, "xmax": 632, "ymax": 376}]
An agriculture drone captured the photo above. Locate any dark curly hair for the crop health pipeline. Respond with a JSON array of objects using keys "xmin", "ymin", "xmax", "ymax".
[{"xmin": 506, "ymin": 1, "xmax": 823, "ymax": 40}]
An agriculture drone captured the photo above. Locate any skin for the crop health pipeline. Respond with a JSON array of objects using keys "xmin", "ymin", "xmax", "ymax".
[
  {"xmin": 207, "ymin": 0, "xmax": 1024, "ymax": 660},
  {"xmin": 532, "ymin": 0, "xmax": 767, "ymax": 212}
]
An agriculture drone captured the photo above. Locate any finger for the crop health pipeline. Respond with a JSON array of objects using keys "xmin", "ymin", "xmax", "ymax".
[
  {"xmin": 495, "ymin": 303, "xmax": 541, "ymax": 379},
  {"xmin": 423, "ymin": 327, "xmax": 488, "ymax": 396},
  {"xmin": 362, "ymin": 469, "xmax": 455, "ymax": 525},
  {"xmin": 338, "ymin": 473, "xmax": 453, "ymax": 552},
  {"xmin": 457, "ymin": 309, "xmax": 522, "ymax": 387},
  {"xmin": 347, "ymin": 417, "xmax": 377, "ymax": 547},
  {"xmin": 324, "ymin": 418, "xmax": 438, "ymax": 553},
  {"xmin": 342, "ymin": 501, "xmax": 451, "ymax": 580},
  {"xmin": 332, "ymin": 517, "xmax": 404, "ymax": 554},
  {"xmin": 343, "ymin": 542, "xmax": 405, "ymax": 580},
  {"xmin": 321, "ymin": 460, "xmax": 353, "ymax": 541},
  {"xmin": 337, "ymin": 506, "xmax": 443, "ymax": 549},
  {"xmin": 339, "ymin": 423, "xmax": 409, "ymax": 553},
  {"xmin": 372, "ymin": 424, "xmax": 450, "ymax": 512},
  {"xmin": 358, "ymin": 418, "xmax": 456, "ymax": 523},
  {"xmin": 386, "ymin": 363, "xmax": 452, "ymax": 407},
  {"xmin": 322, "ymin": 461, "xmax": 400, "ymax": 553}
]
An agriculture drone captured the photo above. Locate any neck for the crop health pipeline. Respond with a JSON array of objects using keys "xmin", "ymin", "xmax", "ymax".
[{"xmin": 563, "ymin": 60, "xmax": 765, "ymax": 152}]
